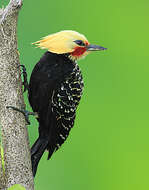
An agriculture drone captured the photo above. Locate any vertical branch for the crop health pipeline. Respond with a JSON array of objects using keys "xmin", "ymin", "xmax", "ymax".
[{"xmin": 0, "ymin": 0, "xmax": 34, "ymax": 189}]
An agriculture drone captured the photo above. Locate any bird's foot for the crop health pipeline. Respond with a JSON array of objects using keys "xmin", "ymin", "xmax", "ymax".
[
  {"xmin": 6, "ymin": 106, "xmax": 38, "ymax": 125},
  {"xmin": 19, "ymin": 64, "xmax": 29, "ymax": 93}
]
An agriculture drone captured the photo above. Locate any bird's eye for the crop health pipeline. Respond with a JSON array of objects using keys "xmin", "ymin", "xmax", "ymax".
[{"xmin": 74, "ymin": 40, "xmax": 85, "ymax": 46}]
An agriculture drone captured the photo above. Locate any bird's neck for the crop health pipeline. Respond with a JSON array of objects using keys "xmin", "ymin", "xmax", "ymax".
[{"xmin": 47, "ymin": 51, "xmax": 77, "ymax": 64}]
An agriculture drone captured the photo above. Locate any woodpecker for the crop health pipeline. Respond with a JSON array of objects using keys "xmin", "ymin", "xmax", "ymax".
[{"xmin": 28, "ymin": 30, "xmax": 107, "ymax": 176}]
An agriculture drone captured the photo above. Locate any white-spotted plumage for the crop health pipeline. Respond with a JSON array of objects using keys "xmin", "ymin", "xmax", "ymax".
[{"xmin": 51, "ymin": 63, "xmax": 84, "ymax": 149}]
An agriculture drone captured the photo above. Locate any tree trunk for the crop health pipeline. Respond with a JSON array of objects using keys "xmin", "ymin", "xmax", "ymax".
[{"xmin": 0, "ymin": 0, "xmax": 34, "ymax": 189}]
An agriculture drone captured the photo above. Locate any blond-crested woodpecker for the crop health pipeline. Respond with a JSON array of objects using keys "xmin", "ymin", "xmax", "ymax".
[{"xmin": 29, "ymin": 30, "xmax": 107, "ymax": 176}]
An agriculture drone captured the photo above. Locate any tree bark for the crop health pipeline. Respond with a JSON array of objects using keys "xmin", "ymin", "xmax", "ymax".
[{"xmin": 0, "ymin": 0, "xmax": 34, "ymax": 189}]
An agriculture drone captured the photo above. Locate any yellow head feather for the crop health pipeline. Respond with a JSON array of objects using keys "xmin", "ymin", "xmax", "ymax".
[{"xmin": 33, "ymin": 30, "xmax": 88, "ymax": 54}]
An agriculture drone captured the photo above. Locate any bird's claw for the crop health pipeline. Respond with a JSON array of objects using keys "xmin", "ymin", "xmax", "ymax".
[
  {"xmin": 19, "ymin": 65, "xmax": 29, "ymax": 93},
  {"xmin": 6, "ymin": 106, "xmax": 38, "ymax": 125}
]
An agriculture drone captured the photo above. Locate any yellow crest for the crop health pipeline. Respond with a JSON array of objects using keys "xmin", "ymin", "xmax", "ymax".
[{"xmin": 33, "ymin": 30, "xmax": 88, "ymax": 54}]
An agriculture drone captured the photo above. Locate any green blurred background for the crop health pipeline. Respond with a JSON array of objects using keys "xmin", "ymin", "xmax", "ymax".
[{"xmin": 2, "ymin": 0, "xmax": 149, "ymax": 189}]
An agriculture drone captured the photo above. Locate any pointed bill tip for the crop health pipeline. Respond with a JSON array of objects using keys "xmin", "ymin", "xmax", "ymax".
[{"xmin": 87, "ymin": 44, "xmax": 107, "ymax": 51}]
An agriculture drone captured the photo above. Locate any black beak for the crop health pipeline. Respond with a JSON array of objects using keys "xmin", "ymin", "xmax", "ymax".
[{"xmin": 87, "ymin": 44, "xmax": 107, "ymax": 51}]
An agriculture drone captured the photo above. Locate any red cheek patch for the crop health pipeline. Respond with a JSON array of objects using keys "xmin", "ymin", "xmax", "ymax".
[{"xmin": 71, "ymin": 47, "xmax": 87, "ymax": 57}]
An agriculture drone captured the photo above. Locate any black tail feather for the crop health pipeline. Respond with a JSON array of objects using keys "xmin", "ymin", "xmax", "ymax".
[
  {"xmin": 47, "ymin": 144, "xmax": 56, "ymax": 160},
  {"xmin": 31, "ymin": 137, "xmax": 49, "ymax": 177}
]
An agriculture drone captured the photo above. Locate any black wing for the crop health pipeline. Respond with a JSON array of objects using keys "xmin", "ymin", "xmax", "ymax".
[{"xmin": 28, "ymin": 52, "xmax": 75, "ymax": 116}]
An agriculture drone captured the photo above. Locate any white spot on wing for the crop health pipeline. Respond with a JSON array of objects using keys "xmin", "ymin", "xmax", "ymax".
[{"xmin": 60, "ymin": 134, "xmax": 65, "ymax": 140}]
